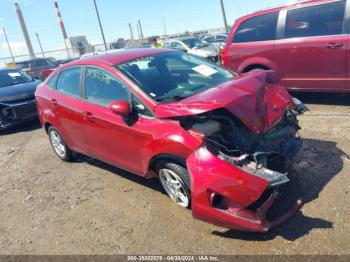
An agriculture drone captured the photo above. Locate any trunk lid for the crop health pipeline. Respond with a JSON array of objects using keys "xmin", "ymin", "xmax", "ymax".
[{"xmin": 154, "ymin": 71, "xmax": 293, "ymax": 134}]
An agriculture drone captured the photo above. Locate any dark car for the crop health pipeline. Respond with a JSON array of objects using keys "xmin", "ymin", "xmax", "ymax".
[
  {"xmin": 0, "ymin": 68, "xmax": 40, "ymax": 130},
  {"xmin": 36, "ymin": 49, "xmax": 308, "ymax": 232},
  {"xmin": 222, "ymin": 0, "xmax": 350, "ymax": 93},
  {"xmin": 16, "ymin": 58, "xmax": 57, "ymax": 80}
]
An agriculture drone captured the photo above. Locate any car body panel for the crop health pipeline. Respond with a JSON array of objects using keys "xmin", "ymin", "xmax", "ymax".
[
  {"xmin": 187, "ymin": 147, "xmax": 303, "ymax": 231},
  {"xmin": 155, "ymin": 70, "xmax": 293, "ymax": 134},
  {"xmin": 223, "ymin": 0, "xmax": 350, "ymax": 93}
]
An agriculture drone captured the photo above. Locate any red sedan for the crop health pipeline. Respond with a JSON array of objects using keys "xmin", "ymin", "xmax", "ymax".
[{"xmin": 35, "ymin": 48, "xmax": 308, "ymax": 232}]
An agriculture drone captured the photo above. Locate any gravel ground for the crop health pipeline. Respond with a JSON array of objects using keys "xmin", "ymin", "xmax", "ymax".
[{"xmin": 0, "ymin": 93, "xmax": 349, "ymax": 255}]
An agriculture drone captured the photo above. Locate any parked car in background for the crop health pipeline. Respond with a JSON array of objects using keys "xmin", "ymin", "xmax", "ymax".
[
  {"xmin": 222, "ymin": 0, "xmax": 350, "ymax": 93},
  {"xmin": 203, "ymin": 33, "xmax": 228, "ymax": 49},
  {"xmin": 16, "ymin": 58, "xmax": 57, "ymax": 80},
  {"xmin": 36, "ymin": 48, "xmax": 308, "ymax": 232},
  {"xmin": 162, "ymin": 37, "xmax": 219, "ymax": 62},
  {"xmin": 0, "ymin": 68, "xmax": 40, "ymax": 130}
]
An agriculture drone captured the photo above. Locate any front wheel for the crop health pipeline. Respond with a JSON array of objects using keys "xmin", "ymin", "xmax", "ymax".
[
  {"xmin": 157, "ymin": 162, "xmax": 191, "ymax": 208},
  {"xmin": 48, "ymin": 126, "xmax": 73, "ymax": 162}
]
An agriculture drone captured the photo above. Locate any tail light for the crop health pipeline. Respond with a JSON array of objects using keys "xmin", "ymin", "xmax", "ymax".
[
  {"xmin": 41, "ymin": 69, "xmax": 54, "ymax": 81},
  {"xmin": 221, "ymin": 47, "xmax": 228, "ymax": 66},
  {"xmin": 25, "ymin": 69, "xmax": 36, "ymax": 76}
]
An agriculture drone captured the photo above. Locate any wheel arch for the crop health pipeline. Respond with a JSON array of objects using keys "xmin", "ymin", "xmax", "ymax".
[
  {"xmin": 237, "ymin": 57, "xmax": 277, "ymax": 74},
  {"xmin": 149, "ymin": 153, "xmax": 187, "ymax": 171},
  {"xmin": 242, "ymin": 64, "xmax": 271, "ymax": 73}
]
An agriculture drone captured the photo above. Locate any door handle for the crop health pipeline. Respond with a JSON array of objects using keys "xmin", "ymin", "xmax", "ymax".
[
  {"xmin": 83, "ymin": 111, "xmax": 96, "ymax": 122},
  {"xmin": 50, "ymin": 98, "xmax": 58, "ymax": 105},
  {"xmin": 326, "ymin": 42, "xmax": 343, "ymax": 49}
]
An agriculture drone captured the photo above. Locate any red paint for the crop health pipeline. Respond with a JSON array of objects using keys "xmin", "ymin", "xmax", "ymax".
[
  {"xmin": 187, "ymin": 147, "xmax": 303, "ymax": 232},
  {"xmin": 223, "ymin": 0, "xmax": 350, "ymax": 93},
  {"xmin": 109, "ymin": 101, "xmax": 130, "ymax": 116},
  {"xmin": 155, "ymin": 70, "xmax": 293, "ymax": 134},
  {"xmin": 36, "ymin": 49, "xmax": 301, "ymax": 232}
]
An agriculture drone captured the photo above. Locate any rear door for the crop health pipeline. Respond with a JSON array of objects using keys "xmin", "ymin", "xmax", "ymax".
[
  {"xmin": 226, "ymin": 11, "xmax": 279, "ymax": 72},
  {"xmin": 274, "ymin": 0, "xmax": 348, "ymax": 92},
  {"xmin": 49, "ymin": 66, "xmax": 89, "ymax": 153}
]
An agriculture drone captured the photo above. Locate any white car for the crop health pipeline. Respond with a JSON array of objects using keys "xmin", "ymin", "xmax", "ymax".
[
  {"xmin": 162, "ymin": 37, "xmax": 219, "ymax": 63},
  {"xmin": 203, "ymin": 34, "xmax": 228, "ymax": 49}
]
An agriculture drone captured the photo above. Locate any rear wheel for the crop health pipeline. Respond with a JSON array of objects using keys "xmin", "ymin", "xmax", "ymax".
[
  {"xmin": 48, "ymin": 126, "xmax": 73, "ymax": 162},
  {"xmin": 157, "ymin": 162, "xmax": 191, "ymax": 208}
]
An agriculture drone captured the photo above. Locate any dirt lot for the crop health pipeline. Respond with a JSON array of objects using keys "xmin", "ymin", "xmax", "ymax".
[{"xmin": 0, "ymin": 93, "xmax": 349, "ymax": 255}]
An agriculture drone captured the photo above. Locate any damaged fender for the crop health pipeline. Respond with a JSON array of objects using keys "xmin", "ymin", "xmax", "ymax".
[{"xmin": 186, "ymin": 147, "xmax": 303, "ymax": 232}]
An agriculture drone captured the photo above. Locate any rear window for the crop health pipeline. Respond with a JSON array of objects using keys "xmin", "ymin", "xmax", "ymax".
[
  {"xmin": 284, "ymin": 1, "xmax": 346, "ymax": 38},
  {"xmin": 233, "ymin": 12, "xmax": 279, "ymax": 43},
  {"xmin": 16, "ymin": 61, "xmax": 30, "ymax": 70}
]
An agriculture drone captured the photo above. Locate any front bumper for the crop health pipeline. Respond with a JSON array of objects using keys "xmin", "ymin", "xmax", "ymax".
[
  {"xmin": 0, "ymin": 99, "xmax": 37, "ymax": 130},
  {"xmin": 186, "ymin": 147, "xmax": 303, "ymax": 232}
]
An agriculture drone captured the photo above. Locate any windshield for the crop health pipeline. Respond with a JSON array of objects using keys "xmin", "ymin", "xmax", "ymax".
[
  {"xmin": 116, "ymin": 52, "xmax": 236, "ymax": 103},
  {"xmin": 182, "ymin": 38, "xmax": 208, "ymax": 49},
  {"xmin": 0, "ymin": 69, "xmax": 34, "ymax": 88}
]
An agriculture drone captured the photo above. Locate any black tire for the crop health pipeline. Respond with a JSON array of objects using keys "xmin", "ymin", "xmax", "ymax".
[
  {"xmin": 156, "ymin": 161, "xmax": 191, "ymax": 208},
  {"xmin": 48, "ymin": 126, "xmax": 73, "ymax": 162},
  {"xmin": 247, "ymin": 68, "xmax": 267, "ymax": 74}
]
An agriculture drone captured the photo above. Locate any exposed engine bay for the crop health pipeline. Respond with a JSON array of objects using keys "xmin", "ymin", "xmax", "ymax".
[{"xmin": 179, "ymin": 98, "xmax": 309, "ymax": 188}]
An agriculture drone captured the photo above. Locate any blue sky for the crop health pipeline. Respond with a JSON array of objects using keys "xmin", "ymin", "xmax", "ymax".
[{"xmin": 0, "ymin": 0, "xmax": 289, "ymax": 58}]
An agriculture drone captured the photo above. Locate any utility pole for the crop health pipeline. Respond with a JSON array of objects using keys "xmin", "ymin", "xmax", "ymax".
[
  {"xmin": 14, "ymin": 2, "xmax": 35, "ymax": 58},
  {"xmin": 128, "ymin": 23, "xmax": 134, "ymax": 40},
  {"xmin": 36, "ymin": 33, "xmax": 45, "ymax": 58},
  {"xmin": 136, "ymin": 22, "xmax": 141, "ymax": 39},
  {"xmin": 219, "ymin": 0, "xmax": 229, "ymax": 33},
  {"xmin": 93, "ymin": 0, "xmax": 108, "ymax": 51},
  {"xmin": 138, "ymin": 19, "xmax": 144, "ymax": 39},
  {"xmin": 162, "ymin": 16, "xmax": 167, "ymax": 36},
  {"xmin": 54, "ymin": 2, "xmax": 70, "ymax": 58},
  {"xmin": 2, "ymin": 27, "xmax": 15, "ymax": 63}
]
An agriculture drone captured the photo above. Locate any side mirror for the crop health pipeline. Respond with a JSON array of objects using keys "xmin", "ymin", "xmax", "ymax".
[{"xmin": 109, "ymin": 101, "xmax": 130, "ymax": 116}]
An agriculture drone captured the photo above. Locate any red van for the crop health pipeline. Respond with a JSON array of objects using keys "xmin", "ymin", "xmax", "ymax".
[{"xmin": 222, "ymin": 0, "xmax": 350, "ymax": 93}]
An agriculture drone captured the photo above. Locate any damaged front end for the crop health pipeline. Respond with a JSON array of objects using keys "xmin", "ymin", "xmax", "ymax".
[
  {"xmin": 0, "ymin": 99, "xmax": 37, "ymax": 130},
  {"xmin": 182, "ymin": 98, "xmax": 308, "ymax": 231}
]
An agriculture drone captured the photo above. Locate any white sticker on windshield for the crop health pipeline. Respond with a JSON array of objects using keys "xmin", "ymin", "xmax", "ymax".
[
  {"xmin": 192, "ymin": 65, "xmax": 217, "ymax": 77},
  {"xmin": 8, "ymin": 72, "xmax": 21, "ymax": 77}
]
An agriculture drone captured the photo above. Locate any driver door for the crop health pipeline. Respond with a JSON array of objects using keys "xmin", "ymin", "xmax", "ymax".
[{"xmin": 81, "ymin": 66, "xmax": 154, "ymax": 174}]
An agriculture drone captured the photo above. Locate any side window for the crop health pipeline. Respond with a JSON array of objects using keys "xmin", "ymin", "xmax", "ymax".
[
  {"xmin": 204, "ymin": 36, "xmax": 215, "ymax": 43},
  {"xmin": 233, "ymin": 12, "xmax": 278, "ymax": 43},
  {"xmin": 47, "ymin": 73, "xmax": 59, "ymax": 89},
  {"xmin": 163, "ymin": 42, "xmax": 171, "ymax": 48},
  {"xmin": 56, "ymin": 67, "xmax": 81, "ymax": 97},
  {"xmin": 34, "ymin": 60, "xmax": 49, "ymax": 67},
  {"xmin": 171, "ymin": 42, "xmax": 184, "ymax": 50},
  {"xmin": 85, "ymin": 67, "xmax": 129, "ymax": 107},
  {"xmin": 284, "ymin": 1, "xmax": 346, "ymax": 38}
]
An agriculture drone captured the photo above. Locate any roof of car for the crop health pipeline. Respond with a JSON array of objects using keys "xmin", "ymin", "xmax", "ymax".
[
  {"xmin": 16, "ymin": 58, "xmax": 50, "ymax": 63},
  {"xmin": 70, "ymin": 48, "xmax": 172, "ymax": 66},
  {"xmin": 244, "ymin": 0, "xmax": 332, "ymax": 17}
]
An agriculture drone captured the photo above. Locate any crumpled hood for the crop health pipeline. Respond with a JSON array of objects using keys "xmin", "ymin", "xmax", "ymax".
[
  {"xmin": 154, "ymin": 71, "xmax": 293, "ymax": 134},
  {"xmin": 0, "ymin": 80, "xmax": 40, "ymax": 103}
]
